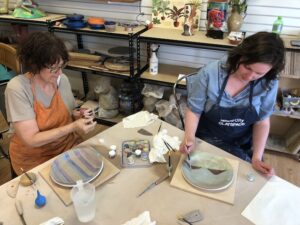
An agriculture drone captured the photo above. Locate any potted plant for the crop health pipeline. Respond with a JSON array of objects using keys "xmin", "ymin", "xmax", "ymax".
[
  {"xmin": 152, "ymin": 0, "xmax": 162, "ymax": 16},
  {"xmin": 158, "ymin": 0, "xmax": 170, "ymax": 20},
  {"xmin": 166, "ymin": 5, "xmax": 184, "ymax": 27},
  {"xmin": 227, "ymin": 0, "xmax": 247, "ymax": 33},
  {"xmin": 229, "ymin": 0, "xmax": 247, "ymax": 14}
]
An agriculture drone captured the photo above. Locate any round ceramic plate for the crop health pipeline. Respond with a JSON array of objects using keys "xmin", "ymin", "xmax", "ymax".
[
  {"xmin": 181, "ymin": 151, "xmax": 234, "ymax": 192},
  {"xmin": 50, "ymin": 146, "xmax": 104, "ymax": 187}
]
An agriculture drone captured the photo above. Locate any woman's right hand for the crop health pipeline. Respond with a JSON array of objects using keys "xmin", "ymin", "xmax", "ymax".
[
  {"xmin": 74, "ymin": 117, "xmax": 96, "ymax": 134},
  {"xmin": 179, "ymin": 137, "xmax": 195, "ymax": 154}
]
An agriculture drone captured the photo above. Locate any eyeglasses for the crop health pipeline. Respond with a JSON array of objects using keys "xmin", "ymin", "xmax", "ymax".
[{"xmin": 47, "ymin": 63, "xmax": 67, "ymax": 74}]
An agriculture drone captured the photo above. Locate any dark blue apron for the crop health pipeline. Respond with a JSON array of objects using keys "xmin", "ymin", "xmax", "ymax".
[{"xmin": 196, "ymin": 74, "xmax": 260, "ymax": 162}]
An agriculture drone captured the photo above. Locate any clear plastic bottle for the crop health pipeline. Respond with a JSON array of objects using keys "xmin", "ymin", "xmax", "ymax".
[
  {"xmin": 149, "ymin": 44, "xmax": 159, "ymax": 75},
  {"xmin": 272, "ymin": 16, "xmax": 283, "ymax": 34},
  {"xmin": 70, "ymin": 180, "xmax": 96, "ymax": 223}
]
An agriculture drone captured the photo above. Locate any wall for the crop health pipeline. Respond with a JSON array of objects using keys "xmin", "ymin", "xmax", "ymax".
[{"xmin": 1, "ymin": 0, "xmax": 300, "ymax": 94}]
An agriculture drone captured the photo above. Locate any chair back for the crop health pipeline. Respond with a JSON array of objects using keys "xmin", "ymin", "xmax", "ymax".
[
  {"xmin": 0, "ymin": 42, "xmax": 20, "ymax": 74},
  {"xmin": 173, "ymin": 72, "xmax": 197, "ymax": 129},
  {"xmin": 0, "ymin": 110, "xmax": 9, "ymax": 134}
]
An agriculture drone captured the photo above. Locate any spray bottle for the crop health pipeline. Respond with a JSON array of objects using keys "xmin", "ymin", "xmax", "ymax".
[{"xmin": 149, "ymin": 44, "xmax": 159, "ymax": 75}]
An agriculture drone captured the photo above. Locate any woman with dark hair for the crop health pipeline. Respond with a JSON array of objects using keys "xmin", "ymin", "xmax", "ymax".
[
  {"xmin": 5, "ymin": 31, "xmax": 96, "ymax": 175},
  {"xmin": 179, "ymin": 32, "xmax": 285, "ymax": 177}
]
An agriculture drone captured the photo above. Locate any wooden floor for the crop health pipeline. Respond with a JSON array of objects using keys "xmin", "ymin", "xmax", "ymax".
[{"xmin": 0, "ymin": 127, "xmax": 299, "ymax": 187}]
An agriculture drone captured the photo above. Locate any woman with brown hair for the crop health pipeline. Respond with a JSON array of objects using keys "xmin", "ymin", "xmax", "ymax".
[
  {"xmin": 180, "ymin": 32, "xmax": 285, "ymax": 177},
  {"xmin": 5, "ymin": 31, "xmax": 96, "ymax": 175}
]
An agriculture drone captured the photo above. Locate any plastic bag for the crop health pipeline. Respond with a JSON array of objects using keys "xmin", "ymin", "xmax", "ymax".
[
  {"xmin": 141, "ymin": 83, "xmax": 164, "ymax": 99},
  {"xmin": 99, "ymin": 86, "xmax": 119, "ymax": 110},
  {"xmin": 94, "ymin": 77, "xmax": 111, "ymax": 95},
  {"xmin": 143, "ymin": 96, "xmax": 159, "ymax": 112}
]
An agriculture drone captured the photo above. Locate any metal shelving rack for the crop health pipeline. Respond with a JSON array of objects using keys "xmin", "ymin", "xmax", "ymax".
[{"xmin": 0, "ymin": 13, "xmax": 148, "ymax": 126}]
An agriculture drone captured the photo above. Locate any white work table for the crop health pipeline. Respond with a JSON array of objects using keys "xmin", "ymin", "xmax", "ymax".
[{"xmin": 0, "ymin": 120, "xmax": 268, "ymax": 225}]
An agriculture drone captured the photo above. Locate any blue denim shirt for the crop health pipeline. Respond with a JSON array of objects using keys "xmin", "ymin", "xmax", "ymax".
[{"xmin": 187, "ymin": 57, "xmax": 278, "ymax": 121}]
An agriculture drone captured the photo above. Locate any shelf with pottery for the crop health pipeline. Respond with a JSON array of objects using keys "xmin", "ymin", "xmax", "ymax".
[
  {"xmin": 67, "ymin": 57, "xmax": 130, "ymax": 79},
  {"xmin": 140, "ymin": 63, "xmax": 197, "ymax": 88},
  {"xmin": 266, "ymin": 74, "xmax": 300, "ymax": 157},
  {"xmin": 0, "ymin": 13, "xmax": 66, "ymax": 26},
  {"xmin": 139, "ymin": 27, "xmax": 236, "ymax": 88},
  {"xmin": 52, "ymin": 23, "xmax": 148, "ymax": 84},
  {"xmin": 52, "ymin": 23, "xmax": 147, "ymax": 39},
  {"xmin": 139, "ymin": 27, "xmax": 236, "ymax": 51}
]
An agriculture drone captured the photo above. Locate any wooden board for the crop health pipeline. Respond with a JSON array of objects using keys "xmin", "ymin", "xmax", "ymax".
[
  {"xmin": 170, "ymin": 155, "xmax": 239, "ymax": 205},
  {"xmin": 39, "ymin": 154, "xmax": 120, "ymax": 206}
]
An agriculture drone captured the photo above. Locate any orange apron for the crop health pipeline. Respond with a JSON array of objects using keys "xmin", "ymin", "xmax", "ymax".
[{"xmin": 10, "ymin": 74, "xmax": 81, "ymax": 175}]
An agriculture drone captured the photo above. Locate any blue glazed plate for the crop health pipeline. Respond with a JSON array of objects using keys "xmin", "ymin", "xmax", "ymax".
[
  {"xmin": 181, "ymin": 151, "xmax": 234, "ymax": 192},
  {"xmin": 50, "ymin": 146, "xmax": 103, "ymax": 187},
  {"xmin": 63, "ymin": 19, "xmax": 87, "ymax": 29}
]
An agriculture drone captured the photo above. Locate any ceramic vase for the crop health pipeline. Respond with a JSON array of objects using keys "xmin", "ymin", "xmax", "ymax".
[
  {"xmin": 206, "ymin": 0, "xmax": 228, "ymax": 39},
  {"xmin": 182, "ymin": 3, "xmax": 197, "ymax": 36},
  {"xmin": 227, "ymin": 8, "xmax": 244, "ymax": 33}
]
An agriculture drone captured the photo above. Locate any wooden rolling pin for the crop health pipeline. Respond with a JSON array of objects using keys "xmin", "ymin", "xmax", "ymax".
[{"xmin": 68, "ymin": 52, "xmax": 101, "ymax": 62}]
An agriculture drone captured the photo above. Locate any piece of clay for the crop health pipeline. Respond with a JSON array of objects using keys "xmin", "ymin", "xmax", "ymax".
[
  {"xmin": 20, "ymin": 172, "xmax": 37, "ymax": 186},
  {"xmin": 179, "ymin": 209, "xmax": 203, "ymax": 224}
]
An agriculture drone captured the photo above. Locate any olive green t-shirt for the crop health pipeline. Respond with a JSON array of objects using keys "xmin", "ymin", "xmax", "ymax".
[{"xmin": 5, "ymin": 73, "xmax": 75, "ymax": 123}]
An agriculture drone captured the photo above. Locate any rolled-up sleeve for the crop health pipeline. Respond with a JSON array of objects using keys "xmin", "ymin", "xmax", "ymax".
[
  {"xmin": 258, "ymin": 79, "xmax": 279, "ymax": 120},
  {"xmin": 187, "ymin": 67, "xmax": 209, "ymax": 115}
]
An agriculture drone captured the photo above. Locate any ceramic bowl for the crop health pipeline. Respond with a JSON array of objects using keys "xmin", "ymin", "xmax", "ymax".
[
  {"xmin": 104, "ymin": 21, "xmax": 116, "ymax": 32},
  {"xmin": 88, "ymin": 17, "xmax": 105, "ymax": 25},
  {"xmin": 66, "ymin": 13, "xmax": 84, "ymax": 21},
  {"xmin": 88, "ymin": 23, "xmax": 105, "ymax": 30},
  {"xmin": 63, "ymin": 19, "xmax": 87, "ymax": 29}
]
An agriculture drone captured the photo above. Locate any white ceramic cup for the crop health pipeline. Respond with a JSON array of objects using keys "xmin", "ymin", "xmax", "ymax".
[{"xmin": 70, "ymin": 181, "xmax": 96, "ymax": 223}]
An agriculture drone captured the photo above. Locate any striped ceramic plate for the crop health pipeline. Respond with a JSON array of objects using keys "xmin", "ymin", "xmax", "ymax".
[{"xmin": 50, "ymin": 146, "xmax": 103, "ymax": 187}]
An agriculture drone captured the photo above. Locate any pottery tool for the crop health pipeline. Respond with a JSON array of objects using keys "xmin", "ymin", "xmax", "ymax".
[
  {"xmin": 20, "ymin": 168, "xmax": 47, "ymax": 207},
  {"xmin": 15, "ymin": 200, "xmax": 27, "ymax": 225},
  {"xmin": 185, "ymin": 140, "xmax": 192, "ymax": 169},
  {"xmin": 162, "ymin": 140, "xmax": 175, "ymax": 176},
  {"xmin": 162, "ymin": 139, "xmax": 176, "ymax": 152},
  {"xmin": 178, "ymin": 209, "xmax": 203, "ymax": 224},
  {"xmin": 187, "ymin": 154, "xmax": 191, "ymax": 169},
  {"xmin": 137, "ymin": 173, "xmax": 169, "ymax": 197},
  {"xmin": 157, "ymin": 121, "xmax": 162, "ymax": 133},
  {"xmin": 168, "ymin": 150, "xmax": 172, "ymax": 177},
  {"xmin": 137, "ymin": 128, "xmax": 153, "ymax": 136}
]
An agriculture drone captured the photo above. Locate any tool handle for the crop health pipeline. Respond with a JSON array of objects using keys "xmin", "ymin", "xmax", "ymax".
[
  {"xmin": 155, "ymin": 173, "xmax": 169, "ymax": 185},
  {"xmin": 15, "ymin": 200, "xmax": 27, "ymax": 225},
  {"xmin": 15, "ymin": 200, "xmax": 23, "ymax": 216}
]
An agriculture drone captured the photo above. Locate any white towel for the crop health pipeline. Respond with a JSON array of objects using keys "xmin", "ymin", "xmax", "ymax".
[
  {"xmin": 121, "ymin": 211, "xmax": 156, "ymax": 225},
  {"xmin": 149, "ymin": 129, "xmax": 180, "ymax": 163},
  {"xmin": 122, "ymin": 111, "xmax": 158, "ymax": 128}
]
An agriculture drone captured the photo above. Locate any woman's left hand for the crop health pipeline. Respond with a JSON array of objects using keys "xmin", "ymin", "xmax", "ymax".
[
  {"xmin": 80, "ymin": 108, "xmax": 94, "ymax": 119},
  {"xmin": 252, "ymin": 158, "xmax": 275, "ymax": 178}
]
